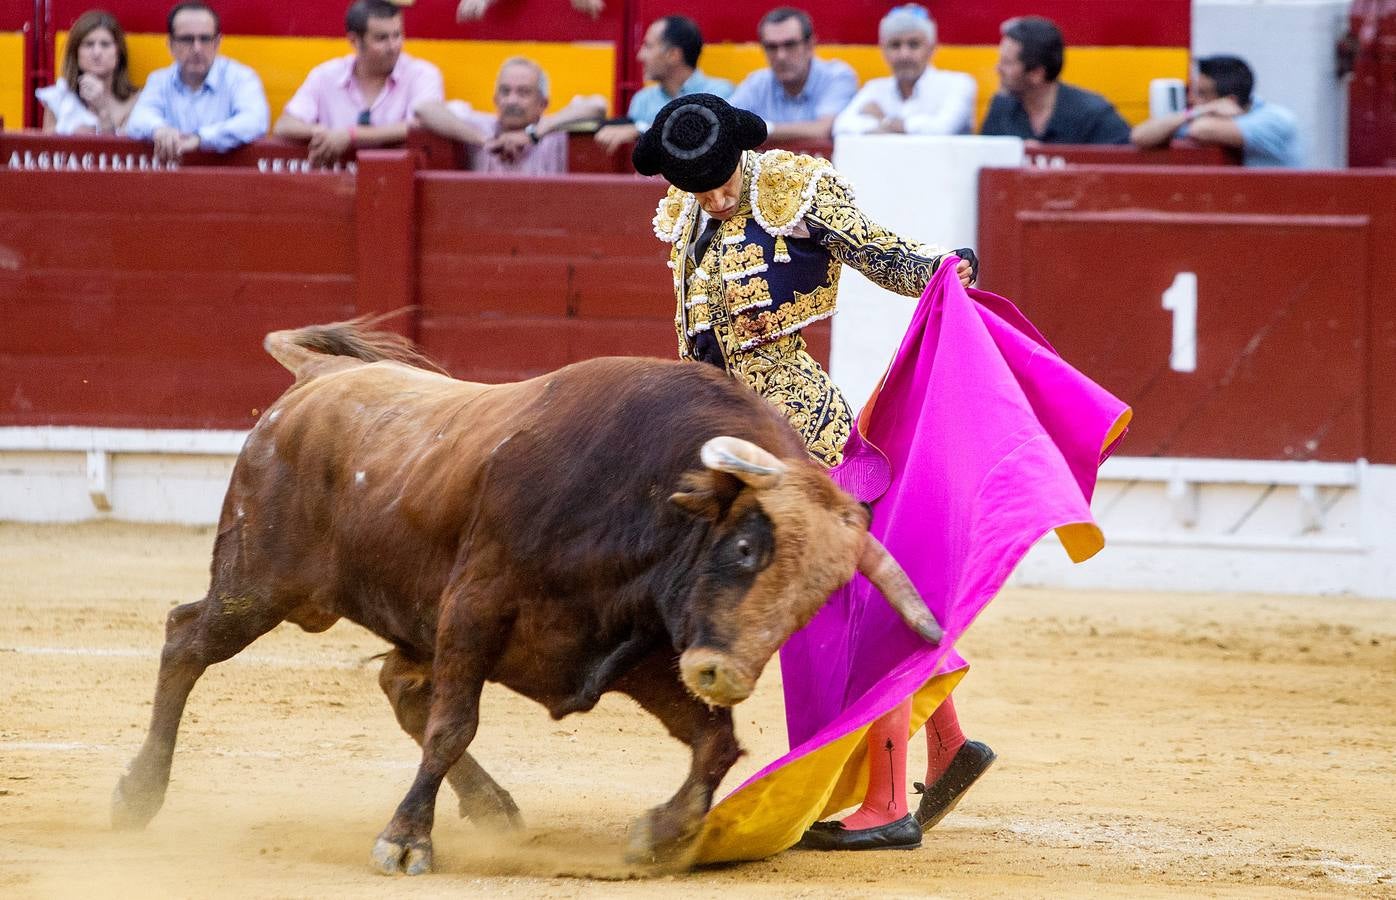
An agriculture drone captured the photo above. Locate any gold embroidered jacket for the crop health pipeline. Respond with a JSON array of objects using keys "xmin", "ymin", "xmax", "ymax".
[
  {"xmin": 651, "ymin": 149, "xmax": 951, "ymax": 465},
  {"xmin": 653, "ymin": 149, "xmax": 950, "ymax": 361}
]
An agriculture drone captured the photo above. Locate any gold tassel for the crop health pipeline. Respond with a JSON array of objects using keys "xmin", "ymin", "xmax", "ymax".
[{"xmin": 774, "ymin": 235, "xmax": 790, "ymax": 263}]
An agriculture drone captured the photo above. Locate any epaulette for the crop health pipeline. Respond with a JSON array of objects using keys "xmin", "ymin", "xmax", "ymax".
[
  {"xmin": 652, "ymin": 185, "xmax": 696, "ymax": 244},
  {"xmin": 749, "ymin": 150, "xmax": 853, "ymax": 262}
]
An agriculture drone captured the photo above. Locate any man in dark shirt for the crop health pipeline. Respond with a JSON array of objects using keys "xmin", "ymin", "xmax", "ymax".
[{"xmin": 980, "ymin": 16, "xmax": 1129, "ymax": 145}]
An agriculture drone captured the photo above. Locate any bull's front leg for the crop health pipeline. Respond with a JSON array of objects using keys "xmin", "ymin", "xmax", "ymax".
[
  {"xmin": 371, "ymin": 586, "xmax": 514, "ymax": 876},
  {"xmin": 614, "ymin": 652, "xmax": 743, "ymax": 869}
]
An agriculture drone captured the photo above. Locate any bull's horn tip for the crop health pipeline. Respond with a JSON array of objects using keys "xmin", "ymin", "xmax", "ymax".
[{"xmin": 915, "ymin": 617, "xmax": 943, "ymax": 645}]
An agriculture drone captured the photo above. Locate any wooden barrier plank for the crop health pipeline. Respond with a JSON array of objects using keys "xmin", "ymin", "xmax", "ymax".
[{"xmin": 978, "ymin": 167, "xmax": 1396, "ymax": 464}]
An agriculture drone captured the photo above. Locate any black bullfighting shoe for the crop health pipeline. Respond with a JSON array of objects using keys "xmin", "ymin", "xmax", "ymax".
[
  {"xmin": 796, "ymin": 813, "xmax": 922, "ymax": 851},
  {"xmin": 912, "ymin": 739, "xmax": 997, "ymax": 831}
]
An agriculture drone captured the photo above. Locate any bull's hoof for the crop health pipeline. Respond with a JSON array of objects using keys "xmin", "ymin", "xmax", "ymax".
[
  {"xmin": 111, "ymin": 774, "xmax": 164, "ymax": 831},
  {"xmin": 460, "ymin": 789, "xmax": 524, "ymax": 832},
  {"xmin": 623, "ymin": 806, "xmax": 701, "ymax": 870},
  {"xmin": 371, "ymin": 835, "xmax": 433, "ymax": 876}
]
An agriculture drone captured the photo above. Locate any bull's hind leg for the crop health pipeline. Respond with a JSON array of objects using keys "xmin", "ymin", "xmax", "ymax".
[
  {"xmin": 615, "ymin": 651, "xmax": 742, "ymax": 869},
  {"xmin": 377, "ymin": 650, "xmax": 523, "ymax": 830},
  {"xmin": 112, "ymin": 591, "xmax": 285, "ymax": 829},
  {"xmin": 370, "ymin": 585, "xmax": 514, "ymax": 875}
]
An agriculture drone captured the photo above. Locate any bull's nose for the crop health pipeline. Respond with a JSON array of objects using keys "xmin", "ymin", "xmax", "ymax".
[{"xmin": 679, "ymin": 648, "xmax": 754, "ymax": 706}]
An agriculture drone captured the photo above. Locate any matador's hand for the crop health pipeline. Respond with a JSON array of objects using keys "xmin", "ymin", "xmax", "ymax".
[{"xmin": 936, "ymin": 248, "xmax": 978, "ymax": 287}]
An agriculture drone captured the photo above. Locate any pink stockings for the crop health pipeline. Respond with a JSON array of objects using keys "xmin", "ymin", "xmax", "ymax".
[{"xmin": 836, "ymin": 693, "xmax": 967, "ymax": 830}]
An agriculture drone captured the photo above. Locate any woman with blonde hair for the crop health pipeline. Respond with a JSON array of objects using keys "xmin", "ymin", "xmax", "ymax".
[{"xmin": 37, "ymin": 10, "xmax": 140, "ymax": 134}]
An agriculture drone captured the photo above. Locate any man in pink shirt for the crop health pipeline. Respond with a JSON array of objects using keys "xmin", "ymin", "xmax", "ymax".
[
  {"xmin": 415, "ymin": 58, "xmax": 605, "ymax": 175},
  {"xmin": 274, "ymin": 0, "xmax": 443, "ymax": 166}
]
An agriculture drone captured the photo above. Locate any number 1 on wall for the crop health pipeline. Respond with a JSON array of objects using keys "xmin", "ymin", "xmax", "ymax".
[{"xmin": 1162, "ymin": 272, "xmax": 1197, "ymax": 373}]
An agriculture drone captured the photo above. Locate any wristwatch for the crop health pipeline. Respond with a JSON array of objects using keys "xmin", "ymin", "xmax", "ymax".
[{"xmin": 524, "ymin": 122, "xmax": 540, "ymax": 144}]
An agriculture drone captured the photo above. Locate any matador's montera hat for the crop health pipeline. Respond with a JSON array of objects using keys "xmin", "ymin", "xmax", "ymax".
[{"xmin": 632, "ymin": 93, "xmax": 767, "ymax": 193}]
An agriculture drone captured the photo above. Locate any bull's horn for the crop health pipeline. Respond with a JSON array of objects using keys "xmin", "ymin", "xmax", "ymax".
[
  {"xmin": 700, "ymin": 436, "xmax": 787, "ymax": 489},
  {"xmin": 858, "ymin": 534, "xmax": 943, "ymax": 644}
]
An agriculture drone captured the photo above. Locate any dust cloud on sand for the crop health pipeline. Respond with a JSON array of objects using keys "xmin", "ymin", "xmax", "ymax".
[{"xmin": 1, "ymin": 522, "xmax": 1393, "ymax": 898}]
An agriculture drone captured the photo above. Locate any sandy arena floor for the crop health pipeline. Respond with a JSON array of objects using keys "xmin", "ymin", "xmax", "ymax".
[{"xmin": 1, "ymin": 521, "xmax": 1393, "ymax": 898}]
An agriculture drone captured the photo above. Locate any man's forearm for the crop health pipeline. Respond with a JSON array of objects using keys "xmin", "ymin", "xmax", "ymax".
[
  {"xmin": 1130, "ymin": 111, "xmax": 1188, "ymax": 149},
  {"xmin": 352, "ymin": 122, "xmax": 410, "ymax": 147},
  {"xmin": 274, "ymin": 113, "xmax": 316, "ymax": 141},
  {"xmin": 537, "ymin": 95, "xmax": 607, "ymax": 136},
  {"xmin": 766, "ymin": 116, "xmax": 836, "ymax": 143},
  {"xmin": 414, "ymin": 101, "xmax": 489, "ymax": 146}
]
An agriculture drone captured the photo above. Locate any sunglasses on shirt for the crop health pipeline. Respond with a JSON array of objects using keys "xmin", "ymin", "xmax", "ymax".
[{"xmin": 357, "ymin": 109, "xmax": 372, "ymax": 126}]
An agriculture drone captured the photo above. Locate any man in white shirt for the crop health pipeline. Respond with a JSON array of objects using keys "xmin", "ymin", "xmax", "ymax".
[{"xmin": 833, "ymin": 3, "xmax": 976, "ymax": 137}]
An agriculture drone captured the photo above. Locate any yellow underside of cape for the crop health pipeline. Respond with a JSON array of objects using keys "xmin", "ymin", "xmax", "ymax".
[{"xmin": 694, "ymin": 667, "xmax": 965, "ymax": 864}]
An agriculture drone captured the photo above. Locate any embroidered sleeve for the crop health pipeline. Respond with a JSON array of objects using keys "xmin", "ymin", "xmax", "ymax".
[{"xmin": 804, "ymin": 177, "xmax": 949, "ymax": 298}]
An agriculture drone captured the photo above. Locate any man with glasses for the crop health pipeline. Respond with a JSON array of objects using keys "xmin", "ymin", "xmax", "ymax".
[
  {"xmin": 728, "ymin": 7, "xmax": 857, "ymax": 143},
  {"xmin": 126, "ymin": 2, "xmax": 269, "ymax": 163},
  {"xmin": 274, "ymin": 0, "xmax": 445, "ymax": 167}
]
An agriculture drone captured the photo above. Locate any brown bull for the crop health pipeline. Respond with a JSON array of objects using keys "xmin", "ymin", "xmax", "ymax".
[{"xmin": 112, "ymin": 320, "xmax": 941, "ymax": 873}]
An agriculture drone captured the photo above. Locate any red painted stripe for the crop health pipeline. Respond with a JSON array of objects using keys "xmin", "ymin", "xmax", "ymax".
[{"xmin": 48, "ymin": 0, "xmax": 1188, "ymax": 45}]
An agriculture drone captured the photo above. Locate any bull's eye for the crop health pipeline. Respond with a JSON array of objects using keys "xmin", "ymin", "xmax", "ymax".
[{"xmin": 734, "ymin": 537, "xmax": 756, "ymax": 569}]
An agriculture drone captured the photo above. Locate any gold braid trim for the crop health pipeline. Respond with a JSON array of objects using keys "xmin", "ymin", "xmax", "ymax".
[
  {"xmin": 805, "ymin": 177, "xmax": 949, "ymax": 298},
  {"xmin": 727, "ymin": 334, "xmax": 852, "ymax": 467},
  {"xmin": 653, "ymin": 186, "xmax": 696, "ymax": 244}
]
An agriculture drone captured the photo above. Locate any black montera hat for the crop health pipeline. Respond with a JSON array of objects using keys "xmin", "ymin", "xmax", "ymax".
[{"xmin": 632, "ymin": 93, "xmax": 768, "ymax": 193}]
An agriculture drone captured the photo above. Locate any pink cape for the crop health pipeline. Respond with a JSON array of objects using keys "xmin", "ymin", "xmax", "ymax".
[{"xmin": 692, "ymin": 259, "xmax": 1131, "ymax": 863}]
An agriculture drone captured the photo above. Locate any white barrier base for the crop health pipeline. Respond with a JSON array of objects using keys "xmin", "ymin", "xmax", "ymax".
[
  {"xmin": 2, "ymin": 427, "xmax": 1391, "ymax": 599},
  {"xmin": 0, "ymin": 427, "xmax": 245, "ymax": 525},
  {"xmin": 1013, "ymin": 457, "xmax": 1396, "ymax": 600}
]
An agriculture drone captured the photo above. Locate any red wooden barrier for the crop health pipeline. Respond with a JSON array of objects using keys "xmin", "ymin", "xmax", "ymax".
[
  {"xmin": 0, "ymin": 129, "xmax": 465, "ymax": 173},
  {"xmin": 978, "ymin": 166, "xmax": 1396, "ymax": 464},
  {"xmin": 566, "ymin": 134, "xmax": 1239, "ymax": 175},
  {"xmin": 7, "ymin": 157, "xmax": 1386, "ymax": 465},
  {"xmin": 0, "ymin": 168, "xmax": 357, "ymax": 429},
  {"xmin": 413, "ymin": 172, "xmax": 829, "ymax": 382},
  {"xmin": 0, "ymin": 157, "xmax": 829, "ymax": 429}
]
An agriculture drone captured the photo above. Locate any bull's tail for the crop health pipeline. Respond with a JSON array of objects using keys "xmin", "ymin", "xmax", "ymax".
[{"xmin": 263, "ymin": 312, "xmax": 449, "ymax": 380}]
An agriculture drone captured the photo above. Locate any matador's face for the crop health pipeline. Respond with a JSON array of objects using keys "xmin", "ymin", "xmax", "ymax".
[{"xmin": 694, "ymin": 160, "xmax": 745, "ymax": 220}]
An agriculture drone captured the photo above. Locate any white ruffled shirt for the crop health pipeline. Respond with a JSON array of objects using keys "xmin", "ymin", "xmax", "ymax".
[
  {"xmin": 35, "ymin": 81, "xmax": 103, "ymax": 134},
  {"xmin": 832, "ymin": 66, "xmax": 977, "ymax": 137}
]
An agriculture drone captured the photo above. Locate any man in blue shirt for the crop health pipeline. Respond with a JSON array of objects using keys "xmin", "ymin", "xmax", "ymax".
[
  {"xmin": 127, "ymin": 2, "xmax": 269, "ymax": 163},
  {"xmin": 729, "ymin": 7, "xmax": 857, "ymax": 143},
  {"xmin": 595, "ymin": 15, "xmax": 731, "ymax": 153},
  {"xmin": 1130, "ymin": 55, "xmax": 1302, "ymax": 168}
]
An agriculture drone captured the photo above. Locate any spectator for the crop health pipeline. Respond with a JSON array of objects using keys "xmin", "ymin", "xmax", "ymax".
[
  {"xmin": 594, "ymin": 15, "xmax": 732, "ymax": 153},
  {"xmin": 980, "ymin": 16, "xmax": 1129, "ymax": 145},
  {"xmin": 126, "ymin": 2, "xmax": 269, "ymax": 163},
  {"xmin": 833, "ymin": 3, "xmax": 975, "ymax": 136},
  {"xmin": 1130, "ymin": 55, "xmax": 1301, "ymax": 167},
  {"xmin": 415, "ymin": 58, "xmax": 605, "ymax": 174},
  {"xmin": 456, "ymin": 0, "xmax": 603, "ymax": 22},
  {"xmin": 274, "ymin": 0, "xmax": 444, "ymax": 167},
  {"xmin": 729, "ymin": 7, "xmax": 857, "ymax": 143},
  {"xmin": 37, "ymin": 10, "xmax": 141, "ymax": 134}
]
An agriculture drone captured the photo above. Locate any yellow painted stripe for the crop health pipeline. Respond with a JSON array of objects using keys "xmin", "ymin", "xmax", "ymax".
[
  {"xmin": 80, "ymin": 33, "xmax": 615, "ymax": 123},
  {"xmin": 703, "ymin": 44, "xmax": 1190, "ymax": 128},
  {"xmin": 51, "ymin": 35, "xmax": 1183, "ymax": 133},
  {"xmin": 1, "ymin": 33, "xmax": 23, "ymax": 130}
]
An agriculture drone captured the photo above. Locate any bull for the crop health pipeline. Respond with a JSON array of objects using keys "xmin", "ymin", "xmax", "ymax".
[{"xmin": 112, "ymin": 320, "xmax": 941, "ymax": 873}]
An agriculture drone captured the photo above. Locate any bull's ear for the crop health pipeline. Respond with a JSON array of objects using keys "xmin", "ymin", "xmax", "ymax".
[{"xmin": 670, "ymin": 470, "xmax": 744, "ymax": 521}]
